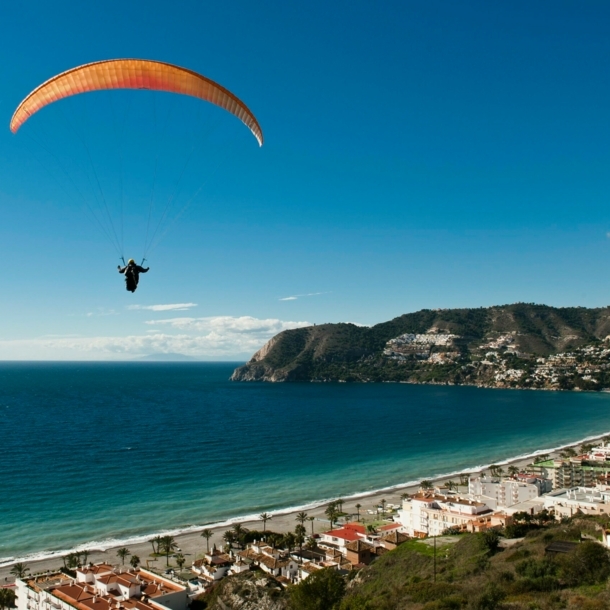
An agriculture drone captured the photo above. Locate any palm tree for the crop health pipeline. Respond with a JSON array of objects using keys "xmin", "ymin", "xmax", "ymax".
[
  {"xmin": 508, "ymin": 465, "xmax": 519, "ymax": 477},
  {"xmin": 232, "ymin": 523, "xmax": 245, "ymax": 548},
  {"xmin": 150, "ymin": 535, "xmax": 163, "ymax": 556},
  {"xmin": 325, "ymin": 503, "xmax": 339, "ymax": 530},
  {"xmin": 295, "ymin": 524, "xmax": 307, "ymax": 555},
  {"xmin": 259, "ymin": 512, "xmax": 272, "ymax": 532},
  {"xmin": 459, "ymin": 474, "xmax": 469, "ymax": 487},
  {"xmin": 0, "ymin": 587, "xmax": 16, "ymax": 610},
  {"xmin": 67, "ymin": 553, "xmax": 79, "ymax": 569},
  {"xmin": 175, "ymin": 554, "xmax": 186, "ymax": 570},
  {"xmin": 159, "ymin": 535, "xmax": 177, "ymax": 566},
  {"xmin": 420, "ymin": 480, "xmax": 433, "ymax": 491},
  {"xmin": 130, "ymin": 555, "xmax": 140, "ymax": 568},
  {"xmin": 296, "ymin": 511, "xmax": 308, "ymax": 526},
  {"xmin": 308, "ymin": 516, "xmax": 315, "ymax": 536},
  {"xmin": 282, "ymin": 532, "xmax": 296, "ymax": 553},
  {"xmin": 380, "ymin": 499, "xmax": 387, "ymax": 516},
  {"xmin": 336, "ymin": 499, "xmax": 344, "ymax": 514},
  {"xmin": 9, "ymin": 563, "xmax": 29, "ymax": 579},
  {"xmin": 223, "ymin": 531, "xmax": 235, "ymax": 547},
  {"xmin": 116, "ymin": 547, "xmax": 130, "ymax": 565},
  {"xmin": 201, "ymin": 529, "xmax": 213, "ymax": 553},
  {"xmin": 445, "ymin": 481, "xmax": 456, "ymax": 491},
  {"xmin": 489, "ymin": 464, "xmax": 499, "ymax": 477},
  {"xmin": 81, "ymin": 550, "xmax": 89, "ymax": 565},
  {"xmin": 355, "ymin": 503, "xmax": 362, "ymax": 521}
]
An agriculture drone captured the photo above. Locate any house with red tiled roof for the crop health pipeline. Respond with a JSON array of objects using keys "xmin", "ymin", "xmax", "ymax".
[
  {"xmin": 16, "ymin": 567, "xmax": 187, "ymax": 610},
  {"xmin": 319, "ymin": 526, "xmax": 364, "ymax": 551}
]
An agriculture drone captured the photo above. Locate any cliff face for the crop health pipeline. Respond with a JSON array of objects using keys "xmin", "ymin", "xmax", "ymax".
[
  {"xmin": 200, "ymin": 572, "xmax": 287, "ymax": 610},
  {"xmin": 231, "ymin": 304, "xmax": 610, "ymax": 388}
]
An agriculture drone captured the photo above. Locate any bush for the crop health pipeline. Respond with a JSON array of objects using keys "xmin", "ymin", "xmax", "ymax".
[
  {"xmin": 290, "ymin": 568, "xmax": 346, "ymax": 610},
  {"xmin": 511, "ymin": 575, "xmax": 560, "ymax": 593},
  {"xmin": 404, "ymin": 581, "xmax": 460, "ymax": 603},
  {"xmin": 558, "ymin": 541, "xmax": 610, "ymax": 586},
  {"xmin": 515, "ymin": 557, "xmax": 556, "ymax": 579},
  {"xmin": 467, "ymin": 583, "xmax": 506, "ymax": 610}
]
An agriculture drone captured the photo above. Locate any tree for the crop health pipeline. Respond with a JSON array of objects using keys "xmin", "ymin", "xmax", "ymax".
[
  {"xmin": 380, "ymin": 499, "xmax": 387, "ymax": 516},
  {"xmin": 325, "ymin": 503, "xmax": 340, "ymax": 530},
  {"xmin": 159, "ymin": 535, "xmax": 177, "ymax": 566},
  {"xmin": 355, "ymin": 503, "xmax": 362, "ymax": 521},
  {"xmin": 259, "ymin": 512, "xmax": 272, "ymax": 532},
  {"xmin": 335, "ymin": 499, "xmax": 344, "ymax": 514},
  {"xmin": 445, "ymin": 480, "xmax": 456, "ymax": 491},
  {"xmin": 420, "ymin": 480, "xmax": 433, "ymax": 491},
  {"xmin": 232, "ymin": 523, "xmax": 245, "ymax": 547},
  {"xmin": 130, "ymin": 555, "xmax": 140, "ymax": 569},
  {"xmin": 9, "ymin": 563, "xmax": 29, "ymax": 579},
  {"xmin": 283, "ymin": 532, "xmax": 296, "ymax": 553},
  {"xmin": 459, "ymin": 474, "xmax": 469, "ymax": 486},
  {"xmin": 489, "ymin": 464, "xmax": 499, "ymax": 477},
  {"xmin": 81, "ymin": 550, "xmax": 89, "ymax": 565},
  {"xmin": 508, "ymin": 465, "xmax": 519, "ymax": 477},
  {"xmin": 200, "ymin": 529, "xmax": 213, "ymax": 553},
  {"xmin": 0, "ymin": 588, "xmax": 16, "ymax": 610},
  {"xmin": 308, "ymin": 516, "xmax": 316, "ymax": 536},
  {"xmin": 116, "ymin": 547, "xmax": 130, "ymax": 565},
  {"xmin": 152, "ymin": 535, "xmax": 163, "ymax": 555},
  {"xmin": 66, "ymin": 553, "xmax": 79, "ymax": 569},
  {"xmin": 295, "ymin": 524, "xmax": 307, "ymax": 554},
  {"xmin": 296, "ymin": 511, "xmax": 308, "ymax": 526},
  {"xmin": 175, "ymin": 554, "xmax": 186, "ymax": 570},
  {"xmin": 289, "ymin": 568, "xmax": 346, "ymax": 610}
]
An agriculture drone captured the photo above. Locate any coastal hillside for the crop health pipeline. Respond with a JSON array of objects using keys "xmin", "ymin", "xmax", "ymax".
[{"xmin": 231, "ymin": 304, "xmax": 610, "ymax": 389}]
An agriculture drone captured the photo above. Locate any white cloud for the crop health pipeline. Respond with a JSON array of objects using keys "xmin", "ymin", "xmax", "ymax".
[
  {"xmin": 128, "ymin": 303, "xmax": 198, "ymax": 312},
  {"xmin": 279, "ymin": 292, "xmax": 330, "ymax": 301},
  {"xmin": 0, "ymin": 316, "xmax": 311, "ymax": 360}
]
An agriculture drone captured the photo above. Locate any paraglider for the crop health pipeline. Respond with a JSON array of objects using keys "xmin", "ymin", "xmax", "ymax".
[
  {"xmin": 118, "ymin": 259, "xmax": 149, "ymax": 293},
  {"xmin": 10, "ymin": 59, "xmax": 263, "ymax": 292}
]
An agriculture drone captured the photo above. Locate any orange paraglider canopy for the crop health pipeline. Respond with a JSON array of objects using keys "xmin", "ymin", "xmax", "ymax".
[{"xmin": 10, "ymin": 58, "xmax": 263, "ymax": 146}]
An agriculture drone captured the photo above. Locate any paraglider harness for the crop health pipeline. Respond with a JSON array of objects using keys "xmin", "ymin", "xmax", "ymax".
[{"xmin": 120, "ymin": 257, "xmax": 147, "ymax": 293}]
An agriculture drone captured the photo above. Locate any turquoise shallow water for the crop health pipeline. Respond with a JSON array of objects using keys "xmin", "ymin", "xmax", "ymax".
[{"xmin": 2, "ymin": 362, "xmax": 610, "ymax": 564}]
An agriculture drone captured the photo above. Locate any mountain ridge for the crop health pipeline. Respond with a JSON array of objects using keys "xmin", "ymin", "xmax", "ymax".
[{"xmin": 231, "ymin": 303, "xmax": 610, "ymax": 389}]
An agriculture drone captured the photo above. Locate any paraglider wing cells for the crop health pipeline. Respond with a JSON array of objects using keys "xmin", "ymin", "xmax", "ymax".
[{"xmin": 10, "ymin": 59, "xmax": 263, "ymax": 146}]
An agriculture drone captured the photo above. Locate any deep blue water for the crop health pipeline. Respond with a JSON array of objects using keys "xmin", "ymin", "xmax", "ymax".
[{"xmin": 2, "ymin": 362, "xmax": 610, "ymax": 563}]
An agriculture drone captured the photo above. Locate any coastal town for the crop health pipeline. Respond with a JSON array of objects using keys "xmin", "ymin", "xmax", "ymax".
[
  {"xmin": 383, "ymin": 330, "xmax": 610, "ymax": 390},
  {"xmin": 7, "ymin": 437, "xmax": 610, "ymax": 608}
]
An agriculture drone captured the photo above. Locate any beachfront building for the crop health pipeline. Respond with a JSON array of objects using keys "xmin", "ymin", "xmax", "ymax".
[
  {"xmin": 531, "ymin": 457, "xmax": 608, "ymax": 489},
  {"xmin": 543, "ymin": 486, "xmax": 610, "ymax": 519},
  {"xmin": 396, "ymin": 493, "xmax": 508, "ymax": 537},
  {"xmin": 15, "ymin": 565, "xmax": 187, "ymax": 610},
  {"xmin": 468, "ymin": 476, "xmax": 549, "ymax": 510}
]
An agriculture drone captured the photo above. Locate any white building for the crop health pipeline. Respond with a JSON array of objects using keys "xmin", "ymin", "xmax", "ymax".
[
  {"xmin": 16, "ymin": 565, "xmax": 187, "ymax": 610},
  {"xmin": 396, "ymin": 493, "xmax": 506, "ymax": 537},
  {"xmin": 543, "ymin": 486, "xmax": 610, "ymax": 519},
  {"xmin": 468, "ymin": 476, "xmax": 549, "ymax": 510}
]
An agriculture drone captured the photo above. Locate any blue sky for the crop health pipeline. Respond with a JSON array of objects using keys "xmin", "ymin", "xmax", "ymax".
[{"xmin": 1, "ymin": 0, "xmax": 610, "ymax": 359}]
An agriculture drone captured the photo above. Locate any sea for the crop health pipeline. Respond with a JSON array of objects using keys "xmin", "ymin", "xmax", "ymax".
[{"xmin": 2, "ymin": 361, "xmax": 610, "ymax": 566}]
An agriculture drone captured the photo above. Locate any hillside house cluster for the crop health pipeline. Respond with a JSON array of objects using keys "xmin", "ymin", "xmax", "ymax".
[{"xmin": 15, "ymin": 566, "xmax": 188, "ymax": 610}]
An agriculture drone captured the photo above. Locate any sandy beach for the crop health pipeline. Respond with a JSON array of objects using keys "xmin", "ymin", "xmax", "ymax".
[{"xmin": 1, "ymin": 433, "xmax": 605, "ymax": 583}]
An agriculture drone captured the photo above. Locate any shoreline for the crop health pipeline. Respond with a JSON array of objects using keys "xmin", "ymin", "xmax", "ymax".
[{"xmin": 2, "ymin": 429, "xmax": 609, "ymax": 581}]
